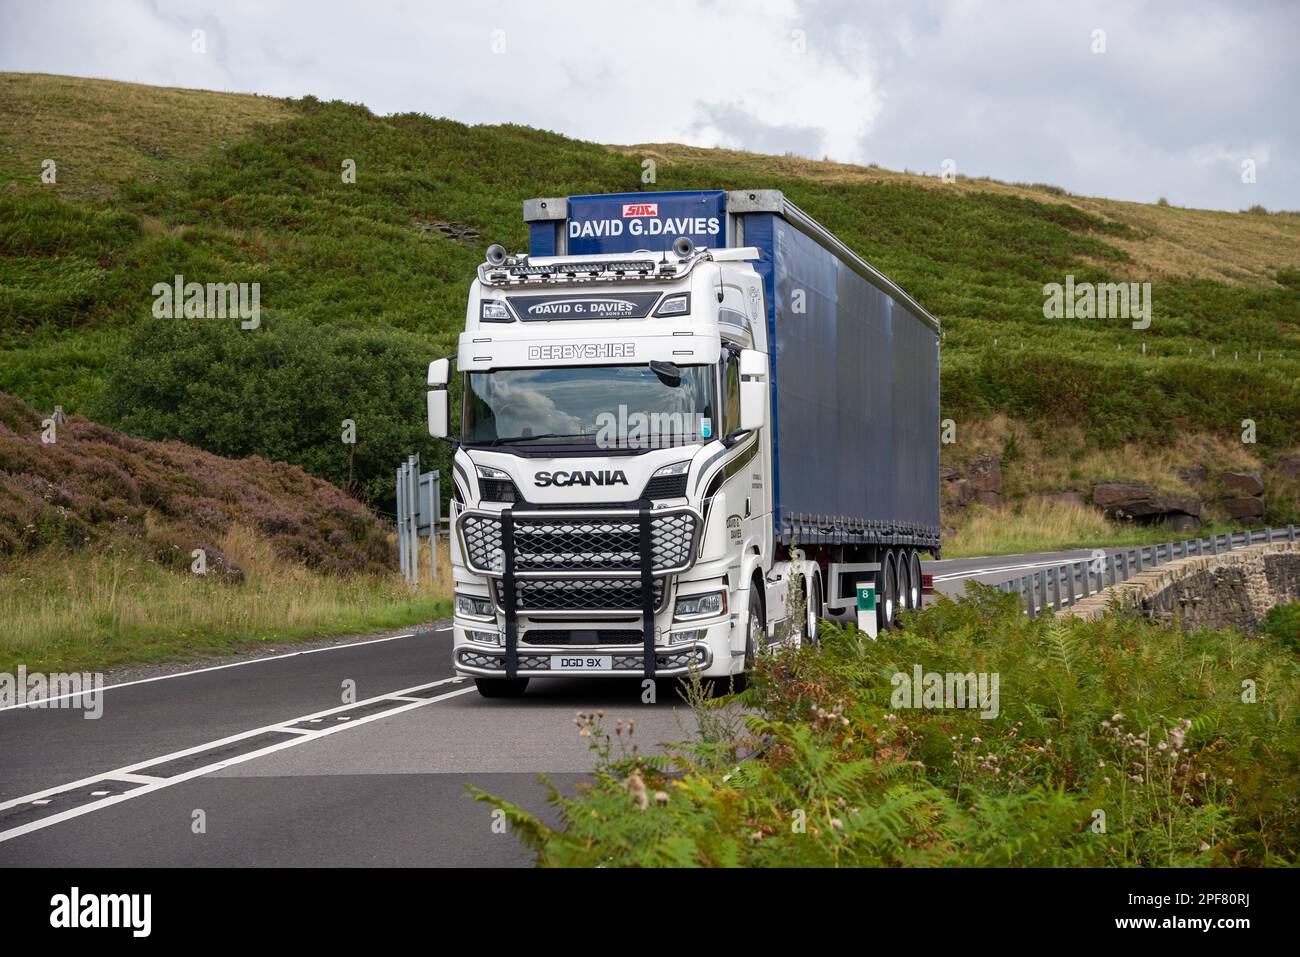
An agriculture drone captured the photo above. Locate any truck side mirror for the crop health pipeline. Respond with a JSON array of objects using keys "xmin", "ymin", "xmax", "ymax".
[
  {"xmin": 427, "ymin": 356, "xmax": 452, "ymax": 438},
  {"xmin": 739, "ymin": 349, "xmax": 767, "ymax": 432},
  {"xmin": 427, "ymin": 390, "xmax": 449, "ymax": 438},
  {"xmin": 428, "ymin": 358, "xmax": 450, "ymax": 386}
]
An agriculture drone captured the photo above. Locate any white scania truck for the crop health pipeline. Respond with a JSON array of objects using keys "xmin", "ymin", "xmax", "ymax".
[{"xmin": 427, "ymin": 190, "xmax": 940, "ymax": 697}]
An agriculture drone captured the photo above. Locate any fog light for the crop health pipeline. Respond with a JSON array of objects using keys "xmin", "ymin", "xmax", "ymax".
[
  {"xmin": 468, "ymin": 630, "xmax": 502, "ymax": 646},
  {"xmin": 669, "ymin": 628, "xmax": 705, "ymax": 645},
  {"xmin": 674, "ymin": 590, "xmax": 727, "ymax": 620}
]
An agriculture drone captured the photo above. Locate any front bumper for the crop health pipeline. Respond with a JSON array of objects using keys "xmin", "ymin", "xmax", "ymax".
[
  {"xmin": 454, "ymin": 503, "xmax": 705, "ymax": 680},
  {"xmin": 455, "ymin": 641, "xmax": 712, "ymax": 678}
]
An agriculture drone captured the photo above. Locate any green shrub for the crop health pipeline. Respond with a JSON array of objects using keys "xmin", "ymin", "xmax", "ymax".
[
  {"xmin": 98, "ymin": 314, "xmax": 447, "ymax": 505},
  {"xmin": 476, "ymin": 589, "xmax": 1300, "ymax": 867}
]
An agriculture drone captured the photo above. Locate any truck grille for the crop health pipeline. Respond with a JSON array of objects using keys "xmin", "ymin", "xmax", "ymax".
[
  {"xmin": 521, "ymin": 629, "xmax": 644, "ymax": 646},
  {"xmin": 498, "ymin": 577, "xmax": 666, "ymax": 615},
  {"xmin": 458, "ymin": 508, "xmax": 699, "ymax": 576}
]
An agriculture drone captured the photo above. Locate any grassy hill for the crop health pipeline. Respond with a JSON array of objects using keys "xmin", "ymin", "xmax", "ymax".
[{"xmin": 2, "ymin": 72, "xmax": 1298, "ymax": 544}]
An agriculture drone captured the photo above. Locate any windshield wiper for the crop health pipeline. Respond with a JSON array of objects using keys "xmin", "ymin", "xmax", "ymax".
[{"xmin": 484, "ymin": 432, "xmax": 595, "ymax": 446}]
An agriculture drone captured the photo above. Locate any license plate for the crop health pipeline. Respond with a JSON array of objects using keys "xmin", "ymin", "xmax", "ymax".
[{"xmin": 549, "ymin": 654, "xmax": 612, "ymax": 671}]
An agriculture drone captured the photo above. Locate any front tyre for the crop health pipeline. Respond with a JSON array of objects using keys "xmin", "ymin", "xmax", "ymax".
[
  {"xmin": 733, "ymin": 586, "xmax": 766, "ymax": 692},
  {"xmin": 475, "ymin": 677, "xmax": 530, "ymax": 698}
]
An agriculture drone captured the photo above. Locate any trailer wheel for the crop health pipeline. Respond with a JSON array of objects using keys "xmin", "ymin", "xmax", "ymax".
[
  {"xmin": 908, "ymin": 550, "xmax": 923, "ymax": 611},
  {"xmin": 878, "ymin": 550, "xmax": 898, "ymax": 632},
  {"xmin": 475, "ymin": 677, "xmax": 529, "ymax": 698}
]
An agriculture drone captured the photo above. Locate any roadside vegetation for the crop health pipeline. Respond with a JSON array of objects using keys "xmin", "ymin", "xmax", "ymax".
[
  {"xmin": 476, "ymin": 590, "xmax": 1300, "ymax": 867},
  {"xmin": 941, "ymin": 498, "xmax": 1241, "ymax": 559},
  {"xmin": 0, "ymin": 390, "xmax": 449, "ymax": 672}
]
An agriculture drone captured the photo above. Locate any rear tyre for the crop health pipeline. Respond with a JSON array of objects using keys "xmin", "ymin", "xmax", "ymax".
[
  {"xmin": 908, "ymin": 550, "xmax": 923, "ymax": 611},
  {"xmin": 878, "ymin": 550, "xmax": 898, "ymax": 632},
  {"xmin": 475, "ymin": 677, "xmax": 530, "ymax": 698}
]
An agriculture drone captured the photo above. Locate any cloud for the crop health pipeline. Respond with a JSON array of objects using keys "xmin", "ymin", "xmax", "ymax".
[{"xmin": 0, "ymin": 0, "xmax": 1294, "ymax": 210}]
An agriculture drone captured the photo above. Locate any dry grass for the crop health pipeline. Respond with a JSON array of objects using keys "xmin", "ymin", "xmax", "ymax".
[
  {"xmin": 945, "ymin": 413, "xmax": 1286, "ymax": 499},
  {"xmin": 0, "ymin": 72, "xmax": 295, "ymax": 201},
  {"xmin": 942, "ymin": 498, "xmax": 1220, "ymax": 559},
  {"xmin": 0, "ymin": 526, "xmax": 452, "ymax": 673},
  {"xmin": 615, "ymin": 142, "xmax": 1300, "ymax": 285}
]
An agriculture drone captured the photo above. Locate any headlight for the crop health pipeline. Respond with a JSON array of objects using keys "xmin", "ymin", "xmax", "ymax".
[
  {"xmin": 480, "ymin": 300, "xmax": 513, "ymax": 322},
  {"xmin": 456, "ymin": 593, "xmax": 495, "ymax": 619},
  {"xmin": 654, "ymin": 293, "xmax": 690, "ymax": 317},
  {"xmin": 652, "ymin": 460, "xmax": 690, "ymax": 478},
  {"xmin": 476, "ymin": 465, "xmax": 509, "ymax": 480},
  {"xmin": 674, "ymin": 590, "xmax": 727, "ymax": 620}
]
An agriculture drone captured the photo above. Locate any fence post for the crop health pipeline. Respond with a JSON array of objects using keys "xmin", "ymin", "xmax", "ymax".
[
  {"xmin": 1081, "ymin": 560, "xmax": 1092, "ymax": 597},
  {"xmin": 1066, "ymin": 563, "xmax": 1077, "ymax": 605},
  {"xmin": 396, "ymin": 463, "xmax": 407, "ymax": 581}
]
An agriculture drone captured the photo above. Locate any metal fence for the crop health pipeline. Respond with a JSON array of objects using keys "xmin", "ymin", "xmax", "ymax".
[{"xmin": 996, "ymin": 525, "xmax": 1299, "ymax": 618}]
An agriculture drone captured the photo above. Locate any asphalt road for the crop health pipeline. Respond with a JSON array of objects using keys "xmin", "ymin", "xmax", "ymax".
[{"xmin": 0, "ymin": 545, "xmax": 1113, "ymax": 867}]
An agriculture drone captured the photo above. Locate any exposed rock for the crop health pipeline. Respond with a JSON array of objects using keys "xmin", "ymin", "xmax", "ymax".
[
  {"xmin": 1092, "ymin": 482, "xmax": 1159, "ymax": 516},
  {"xmin": 1223, "ymin": 496, "xmax": 1266, "ymax": 522},
  {"xmin": 939, "ymin": 464, "xmax": 961, "ymax": 483},
  {"xmin": 1220, "ymin": 470, "xmax": 1264, "ymax": 496},
  {"xmin": 943, "ymin": 478, "xmax": 973, "ymax": 507},
  {"xmin": 966, "ymin": 456, "xmax": 1002, "ymax": 494},
  {"xmin": 1177, "ymin": 465, "xmax": 1207, "ymax": 485},
  {"xmin": 974, "ymin": 490, "xmax": 1004, "ymax": 507},
  {"xmin": 1168, "ymin": 514, "xmax": 1201, "ymax": 533},
  {"xmin": 1092, "ymin": 483, "xmax": 1201, "ymax": 524},
  {"xmin": 1278, "ymin": 456, "xmax": 1300, "ymax": 480}
]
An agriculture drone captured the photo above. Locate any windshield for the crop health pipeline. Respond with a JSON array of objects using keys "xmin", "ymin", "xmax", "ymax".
[{"xmin": 463, "ymin": 364, "xmax": 716, "ymax": 450}]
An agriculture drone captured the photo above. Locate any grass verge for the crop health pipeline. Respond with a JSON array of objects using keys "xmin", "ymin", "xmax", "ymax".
[{"xmin": 0, "ymin": 532, "xmax": 452, "ymax": 674}]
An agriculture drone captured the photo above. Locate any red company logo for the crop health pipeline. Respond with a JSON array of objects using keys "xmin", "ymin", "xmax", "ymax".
[{"xmin": 622, "ymin": 203, "xmax": 658, "ymax": 217}]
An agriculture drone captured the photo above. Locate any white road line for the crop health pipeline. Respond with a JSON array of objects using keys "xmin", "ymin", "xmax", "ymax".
[
  {"xmin": 0, "ymin": 624, "xmax": 453, "ymax": 711},
  {"xmin": 0, "ymin": 676, "xmax": 473, "ymax": 843},
  {"xmin": 931, "ymin": 557, "xmax": 1092, "ymax": 583}
]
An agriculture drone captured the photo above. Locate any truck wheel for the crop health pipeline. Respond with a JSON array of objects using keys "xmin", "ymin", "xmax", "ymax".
[
  {"xmin": 908, "ymin": 550, "xmax": 923, "ymax": 611},
  {"xmin": 803, "ymin": 574, "xmax": 822, "ymax": 646},
  {"xmin": 896, "ymin": 551, "xmax": 912, "ymax": 616},
  {"xmin": 474, "ymin": 677, "xmax": 529, "ymax": 698},
  {"xmin": 878, "ymin": 551, "xmax": 898, "ymax": 631},
  {"xmin": 733, "ymin": 586, "xmax": 765, "ymax": 692}
]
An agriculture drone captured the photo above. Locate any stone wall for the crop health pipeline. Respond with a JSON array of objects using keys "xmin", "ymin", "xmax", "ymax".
[{"xmin": 1064, "ymin": 542, "xmax": 1300, "ymax": 634}]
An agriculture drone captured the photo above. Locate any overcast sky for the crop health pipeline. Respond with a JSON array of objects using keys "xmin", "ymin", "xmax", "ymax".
[{"xmin": 3, "ymin": 0, "xmax": 1296, "ymax": 211}]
